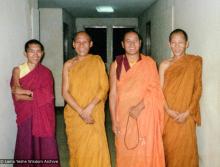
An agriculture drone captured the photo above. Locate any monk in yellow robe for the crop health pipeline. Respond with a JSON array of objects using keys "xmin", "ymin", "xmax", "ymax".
[
  {"xmin": 159, "ymin": 29, "xmax": 202, "ymax": 167},
  {"xmin": 109, "ymin": 31, "xmax": 165, "ymax": 167},
  {"xmin": 62, "ymin": 31, "xmax": 111, "ymax": 167}
]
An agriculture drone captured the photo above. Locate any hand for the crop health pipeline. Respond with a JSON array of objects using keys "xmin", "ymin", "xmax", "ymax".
[
  {"xmin": 129, "ymin": 102, "xmax": 145, "ymax": 119},
  {"xmin": 174, "ymin": 111, "xmax": 190, "ymax": 123},
  {"xmin": 112, "ymin": 122, "xmax": 120, "ymax": 135},
  {"xmin": 166, "ymin": 108, "xmax": 179, "ymax": 119},
  {"xmin": 80, "ymin": 103, "xmax": 95, "ymax": 124},
  {"xmin": 12, "ymin": 86, "xmax": 33, "ymax": 97}
]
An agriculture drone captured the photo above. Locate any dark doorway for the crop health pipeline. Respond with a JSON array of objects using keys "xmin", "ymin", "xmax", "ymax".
[
  {"xmin": 112, "ymin": 27, "xmax": 135, "ymax": 61},
  {"xmin": 63, "ymin": 23, "xmax": 69, "ymax": 62},
  {"xmin": 85, "ymin": 27, "xmax": 107, "ymax": 63},
  {"xmin": 145, "ymin": 21, "xmax": 151, "ymax": 55}
]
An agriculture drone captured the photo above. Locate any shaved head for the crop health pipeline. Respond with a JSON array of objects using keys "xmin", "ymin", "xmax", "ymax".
[{"xmin": 73, "ymin": 31, "xmax": 92, "ymax": 42}]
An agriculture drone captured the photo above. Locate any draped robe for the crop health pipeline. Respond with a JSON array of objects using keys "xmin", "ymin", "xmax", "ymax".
[
  {"xmin": 115, "ymin": 54, "xmax": 165, "ymax": 167},
  {"xmin": 163, "ymin": 55, "xmax": 202, "ymax": 167}
]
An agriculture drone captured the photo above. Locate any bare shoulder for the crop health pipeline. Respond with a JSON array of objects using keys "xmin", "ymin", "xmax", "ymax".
[
  {"xmin": 63, "ymin": 58, "xmax": 76, "ymax": 70},
  {"xmin": 12, "ymin": 66, "xmax": 20, "ymax": 76},
  {"xmin": 110, "ymin": 61, "xmax": 117, "ymax": 70},
  {"xmin": 159, "ymin": 58, "xmax": 172, "ymax": 70},
  {"xmin": 110, "ymin": 61, "xmax": 117, "ymax": 75}
]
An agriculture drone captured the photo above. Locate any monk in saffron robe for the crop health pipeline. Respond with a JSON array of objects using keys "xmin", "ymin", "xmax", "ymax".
[
  {"xmin": 109, "ymin": 31, "xmax": 165, "ymax": 167},
  {"xmin": 62, "ymin": 31, "xmax": 111, "ymax": 167},
  {"xmin": 11, "ymin": 39, "xmax": 60, "ymax": 167},
  {"xmin": 159, "ymin": 29, "xmax": 202, "ymax": 167}
]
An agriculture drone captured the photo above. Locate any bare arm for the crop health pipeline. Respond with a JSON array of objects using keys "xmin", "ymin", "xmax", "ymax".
[
  {"xmin": 62, "ymin": 61, "xmax": 83, "ymax": 114},
  {"xmin": 109, "ymin": 62, "xmax": 120, "ymax": 134},
  {"xmin": 11, "ymin": 67, "xmax": 33, "ymax": 101},
  {"xmin": 159, "ymin": 60, "xmax": 179, "ymax": 119}
]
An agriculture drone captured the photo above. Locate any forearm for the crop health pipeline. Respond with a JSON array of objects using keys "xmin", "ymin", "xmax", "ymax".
[
  {"xmin": 63, "ymin": 91, "xmax": 82, "ymax": 114},
  {"xmin": 12, "ymin": 85, "xmax": 32, "ymax": 95},
  {"xmin": 15, "ymin": 94, "xmax": 32, "ymax": 101}
]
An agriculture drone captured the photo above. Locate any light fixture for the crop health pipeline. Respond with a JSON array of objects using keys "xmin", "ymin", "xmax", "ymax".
[{"xmin": 96, "ymin": 6, "xmax": 114, "ymax": 13}]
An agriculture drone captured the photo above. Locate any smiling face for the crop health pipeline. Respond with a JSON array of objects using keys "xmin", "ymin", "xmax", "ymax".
[
  {"xmin": 122, "ymin": 31, "xmax": 141, "ymax": 56},
  {"xmin": 73, "ymin": 32, "xmax": 93, "ymax": 57},
  {"xmin": 25, "ymin": 44, "xmax": 43, "ymax": 65},
  {"xmin": 169, "ymin": 32, "xmax": 189, "ymax": 57}
]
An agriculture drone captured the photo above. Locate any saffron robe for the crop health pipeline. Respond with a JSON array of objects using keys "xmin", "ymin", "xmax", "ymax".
[
  {"xmin": 115, "ymin": 54, "xmax": 165, "ymax": 167},
  {"xmin": 11, "ymin": 64, "xmax": 59, "ymax": 166},
  {"xmin": 163, "ymin": 55, "xmax": 202, "ymax": 167},
  {"xmin": 64, "ymin": 55, "xmax": 111, "ymax": 167}
]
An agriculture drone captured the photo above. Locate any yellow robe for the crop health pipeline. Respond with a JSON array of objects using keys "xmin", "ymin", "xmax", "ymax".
[
  {"xmin": 64, "ymin": 55, "xmax": 111, "ymax": 167},
  {"xmin": 163, "ymin": 55, "xmax": 202, "ymax": 167}
]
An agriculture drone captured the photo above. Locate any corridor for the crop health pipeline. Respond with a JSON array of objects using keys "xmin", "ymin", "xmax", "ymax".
[{"xmin": 0, "ymin": 0, "xmax": 220, "ymax": 167}]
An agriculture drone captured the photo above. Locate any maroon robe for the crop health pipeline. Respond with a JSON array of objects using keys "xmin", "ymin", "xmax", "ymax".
[{"xmin": 11, "ymin": 64, "xmax": 60, "ymax": 167}]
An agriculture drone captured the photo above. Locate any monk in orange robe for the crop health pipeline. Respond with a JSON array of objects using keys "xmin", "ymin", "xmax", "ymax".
[
  {"xmin": 109, "ymin": 31, "xmax": 165, "ymax": 167},
  {"xmin": 62, "ymin": 31, "xmax": 111, "ymax": 167},
  {"xmin": 159, "ymin": 29, "xmax": 202, "ymax": 167}
]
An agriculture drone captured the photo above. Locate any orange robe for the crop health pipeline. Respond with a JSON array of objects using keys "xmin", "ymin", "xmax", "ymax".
[
  {"xmin": 64, "ymin": 55, "xmax": 111, "ymax": 167},
  {"xmin": 115, "ymin": 55, "xmax": 165, "ymax": 167},
  {"xmin": 163, "ymin": 55, "xmax": 202, "ymax": 167}
]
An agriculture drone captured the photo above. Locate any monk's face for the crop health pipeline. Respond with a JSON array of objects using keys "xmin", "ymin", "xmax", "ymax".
[
  {"xmin": 73, "ymin": 32, "xmax": 93, "ymax": 57},
  {"xmin": 169, "ymin": 32, "xmax": 189, "ymax": 57},
  {"xmin": 122, "ymin": 32, "xmax": 141, "ymax": 56},
  {"xmin": 25, "ymin": 44, "xmax": 43, "ymax": 65}
]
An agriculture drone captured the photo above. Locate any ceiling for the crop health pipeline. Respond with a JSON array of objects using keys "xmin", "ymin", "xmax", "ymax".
[{"xmin": 38, "ymin": 0, "xmax": 157, "ymax": 18}]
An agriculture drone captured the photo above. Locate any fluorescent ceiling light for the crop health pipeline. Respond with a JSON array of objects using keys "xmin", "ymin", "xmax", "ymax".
[{"xmin": 96, "ymin": 6, "xmax": 114, "ymax": 13}]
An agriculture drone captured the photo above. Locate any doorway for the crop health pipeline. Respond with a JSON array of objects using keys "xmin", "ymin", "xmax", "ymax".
[
  {"xmin": 112, "ymin": 27, "xmax": 135, "ymax": 61},
  {"xmin": 85, "ymin": 27, "xmax": 107, "ymax": 63}
]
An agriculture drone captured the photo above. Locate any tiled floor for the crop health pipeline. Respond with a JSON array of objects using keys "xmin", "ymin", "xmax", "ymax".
[{"xmin": 55, "ymin": 106, "xmax": 115, "ymax": 167}]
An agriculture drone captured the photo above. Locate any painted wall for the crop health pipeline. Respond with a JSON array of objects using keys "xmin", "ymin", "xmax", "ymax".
[
  {"xmin": 139, "ymin": 0, "xmax": 220, "ymax": 166},
  {"xmin": 174, "ymin": 0, "xmax": 220, "ymax": 166},
  {"xmin": 139, "ymin": 0, "xmax": 173, "ymax": 63},
  {"xmin": 0, "ymin": 0, "xmax": 38, "ymax": 162},
  {"xmin": 39, "ymin": 9, "xmax": 62, "ymax": 106},
  {"xmin": 40, "ymin": 8, "xmax": 75, "ymax": 106}
]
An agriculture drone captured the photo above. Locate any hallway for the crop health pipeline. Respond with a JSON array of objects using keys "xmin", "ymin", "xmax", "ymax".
[{"xmin": 0, "ymin": 0, "xmax": 220, "ymax": 167}]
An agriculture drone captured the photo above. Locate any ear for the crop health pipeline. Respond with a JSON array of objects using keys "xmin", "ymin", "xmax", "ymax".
[
  {"xmin": 121, "ymin": 41, "xmax": 125, "ymax": 49},
  {"xmin": 24, "ymin": 51, "xmax": 27, "ymax": 57},
  {"xmin": 186, "ymin": 41, "xmax": 189, "ymax": 48},
  {"xmin": 168, "ymin": 42, "xmax": 171, "ymax": 48},
  {"xmin": 72, "ymin": 41, "xmax": 76, "ymax": 49},
  {"xmin": 89, "ymin": 41, "xmax": 93, "ymax": 48}
]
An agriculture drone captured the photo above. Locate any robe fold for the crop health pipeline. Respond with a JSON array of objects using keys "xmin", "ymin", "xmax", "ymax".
[
  {"xmin": 115, "ymin": 54, "xmax": 165, "ymax": 167},
  {"xmin": 163, "ymin": 55, "xmax": 202, "ymax": 167},
  {"xmin": 64, "ymin": 55, "xmax": 111, "ymax": 167},
  {"xmin": 11, "ymin": 64, "xmax": 59, "ymax": 167}
]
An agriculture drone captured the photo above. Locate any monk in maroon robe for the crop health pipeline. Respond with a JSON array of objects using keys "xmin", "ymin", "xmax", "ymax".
[{"xmin": 11, "ymin": 39, "xmax": 60, "ymax": 167}]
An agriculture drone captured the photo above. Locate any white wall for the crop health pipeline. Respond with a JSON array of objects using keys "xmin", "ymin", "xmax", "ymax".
[
  {"xmin": 39, "ymin": 8, "xmax": 64, "ymax": 106},
  {"xmin": 174, "ymin": 0, "xmax": 220, "ymax": 166},
  {"xmin": 76, "ymin": 18, "xmax": 138, "ymax": 68},
  {"xmin": 139, "ymin": 0, "xmax": 173, "ymax": 63},
  {"xmin": 0, "ymin": 0, "xmax": 38, "ymax": 162},
  {"xmin": 139, "ymin": 0, "xmax": 220, "ymax": 166}
]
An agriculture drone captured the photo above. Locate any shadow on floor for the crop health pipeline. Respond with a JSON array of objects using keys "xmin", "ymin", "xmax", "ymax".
[{"xmin": 55, "ymin": 105, "xmax": 115, "ymax": 167}]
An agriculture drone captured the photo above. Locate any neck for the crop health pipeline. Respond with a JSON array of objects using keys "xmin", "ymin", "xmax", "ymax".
[
  {"xmin": 173, "ymin": 53, "xmax": 186, "ymax": 60},
  {"xmin": 125, "ymin": 53, "xmax": 140, "ymax": 63},
  {"xmin": 77, "ymin": 54, "xmax": 89, "ymax": 60},
  {"xmin": 27, "ymin": 62, "xmax": 38, "ymax": 70}
]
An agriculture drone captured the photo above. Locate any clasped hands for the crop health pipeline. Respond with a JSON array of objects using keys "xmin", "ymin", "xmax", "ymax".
[
  {"xmin": 79, "ymin": 103, "xmax": 95, "ymax": 124},
  {"xmin": 167, "ymin": 108, "xmax": 190, "ymax": 123}
]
